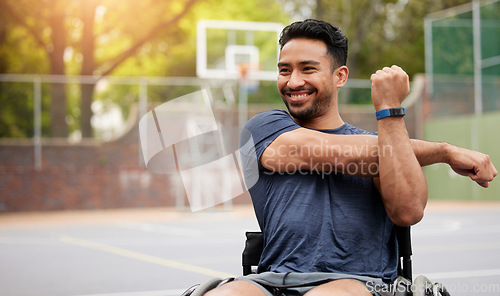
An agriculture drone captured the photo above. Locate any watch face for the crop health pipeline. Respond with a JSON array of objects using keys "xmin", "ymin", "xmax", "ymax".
[{"xmin": 389, "ymin": 108, "xmax": 406, "ymax": 117}]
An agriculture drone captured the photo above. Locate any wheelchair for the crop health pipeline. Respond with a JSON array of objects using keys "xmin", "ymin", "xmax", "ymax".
[{"xmin": 182, "ymin": 226, "xmax": 451, "ymax": 296}]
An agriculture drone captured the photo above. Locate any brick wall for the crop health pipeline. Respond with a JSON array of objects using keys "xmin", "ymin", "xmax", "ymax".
[{"xmin": 0, "ymin": 122, "xmax": 191, "ymax": 212}]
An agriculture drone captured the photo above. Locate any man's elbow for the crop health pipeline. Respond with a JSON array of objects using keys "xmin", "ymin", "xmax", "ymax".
[
  {"xmin": 389, "ymin": 208, "xmax": 424, "ymax": 226},
  {"xmin": 387, "ymin": 192, "xmax": 427, "ymax": 226}
]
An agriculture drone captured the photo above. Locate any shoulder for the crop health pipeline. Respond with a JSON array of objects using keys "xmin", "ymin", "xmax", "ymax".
[
  {"xmin": 338, "ymin": 123, "xmax": 377, "ymax": 136},
  {"xmin": 240, "ymin": 109, "xmax": 300, "ymax": 158},
  {"xmin": 245, "ymin": 110, "xmax": 295, "ymax": 128},
  {"xmin": 243, "ymin": 110, "xmax": 299, "ymax": 139}
]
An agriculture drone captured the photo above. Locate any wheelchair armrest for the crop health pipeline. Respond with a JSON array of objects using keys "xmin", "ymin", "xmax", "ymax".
[{"xmin": 242, "ymin": 231, "xmax": 264, "ymax": 275}]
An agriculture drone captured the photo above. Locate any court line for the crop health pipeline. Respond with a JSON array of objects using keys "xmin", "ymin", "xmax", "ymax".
[
  {"xmin": 114, "ymin": 221, "xmax": 205, "ymax": 238},
  {"xmin": 413, "ymin": 224, "xmax": 500, "ymax": 237},
  {"xmin": 424, "ymin": 268, "xmax": 500, "ymax": 280},
  {"xmin": 72, "ymin": 288, "xmax": 186, "ymax": 296},
  {"xmin": 415, "ymin": 241, "xmax": 500, "ymax": 253},
  {"xmin": 59, "ymin": 235, "xmax": 235, "ymax": 279}
]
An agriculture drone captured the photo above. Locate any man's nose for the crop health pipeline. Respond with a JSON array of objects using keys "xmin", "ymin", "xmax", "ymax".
[{"xmin": 287, "ymin": 71, "xmax": 305, "ymax": 89}]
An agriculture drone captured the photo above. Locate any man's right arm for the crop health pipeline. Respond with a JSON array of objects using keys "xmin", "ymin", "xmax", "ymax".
[
  {"xmin": 261, "ymin": 129, "xmax": 497, "ymax": 186},
  {"xmin": 261, "ymin": 128, "xmax": 379, "ymax": 176}
]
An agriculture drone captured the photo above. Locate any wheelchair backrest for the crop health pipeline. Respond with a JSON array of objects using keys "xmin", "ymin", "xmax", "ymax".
[{"xmin": 242, "ymin": 226, "xmax": 413, "ymax": 283}]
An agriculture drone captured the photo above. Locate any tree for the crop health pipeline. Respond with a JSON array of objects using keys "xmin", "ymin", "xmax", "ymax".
[
  {"xmin": 282, "ymin": 0, "xmax": 475, "ymax": 78},
  {"xmin": 1, "ymin": 0, "xmax": 293, "ymax": 138},
  {"xmin": 1, "ymin": 0, "xmax": 198, "ymax": 138},
  {"xmin": 0, "ymin": 0, "xmax": 69, "ymax": 137}
]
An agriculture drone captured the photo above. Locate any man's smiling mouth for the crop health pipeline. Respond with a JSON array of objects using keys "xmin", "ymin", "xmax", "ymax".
[
  {"xmin": 287, "ymin": 91, "xmax": 314, "ymax": 103},
  {"xmin": 291, "ymin": 93, "xmax": 308, "ymax": 99}
]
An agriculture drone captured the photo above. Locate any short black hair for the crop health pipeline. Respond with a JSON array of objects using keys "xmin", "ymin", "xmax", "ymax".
[{"xmin": 279, "ymin": 19, "xmax": 348, "ymax": 68}]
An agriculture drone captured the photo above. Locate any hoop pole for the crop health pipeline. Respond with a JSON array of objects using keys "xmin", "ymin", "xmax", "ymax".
[{"xmin": 238, "ymin": 80, "xmax": 248, "ymax": 132}]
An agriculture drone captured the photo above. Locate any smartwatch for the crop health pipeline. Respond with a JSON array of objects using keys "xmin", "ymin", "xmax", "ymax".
[{"xmin": 376, "ymin": 107, "xmax": 406, "ymax": 120}]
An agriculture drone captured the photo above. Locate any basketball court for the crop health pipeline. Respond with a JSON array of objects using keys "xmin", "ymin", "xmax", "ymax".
[
  {"xmin": 1, "ymin": 9, "xmax": 499, "ymax": 296},
  {"xmin": 0, "ymin": 201, "xmax": 500, "ymax": 296}
]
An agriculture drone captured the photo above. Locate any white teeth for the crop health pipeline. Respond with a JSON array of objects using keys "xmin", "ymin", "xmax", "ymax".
[{"xmin": 290, "ymin": 94, "xmax": 308, "ymax": 99}]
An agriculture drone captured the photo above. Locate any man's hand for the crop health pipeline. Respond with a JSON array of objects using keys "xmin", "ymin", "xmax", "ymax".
[
  {"xmin": 445, "ymin": 144, "xmax": 498, "ymax": 188},
  {"xmin": 370, "ymin": 65, "xmax": 410, "ymax": 111}
]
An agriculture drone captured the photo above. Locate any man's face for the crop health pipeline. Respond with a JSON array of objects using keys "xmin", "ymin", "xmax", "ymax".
[{"xmin": 277, "ymin": 38, "xmax": 336, "ymax": 121}]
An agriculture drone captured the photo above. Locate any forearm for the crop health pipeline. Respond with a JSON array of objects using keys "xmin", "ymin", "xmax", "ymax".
[
  {"xmin": 369, "ymin": 66, "xmax": 429, "ymax": 226},
  {"xmin": 378, "ymin": 117, "xmax": 427, "ymax": 226},
  {"xmin": 261, "ymin": 128, "xmax": 380, "ymax": 176},
  {"xmin": 411, "ymin": 139, "xmax": 450, "ymax": 167}
]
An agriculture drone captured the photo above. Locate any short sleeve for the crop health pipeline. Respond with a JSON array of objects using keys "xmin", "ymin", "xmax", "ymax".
[{"xmin": 239, "ymin": 110, "xmax": 300, "ymax": 189}]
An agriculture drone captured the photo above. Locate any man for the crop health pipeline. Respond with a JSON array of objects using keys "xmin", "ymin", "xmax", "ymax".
[{"xmin": 206, "ymin": 19, "xmax": 497, "ymax": 296}]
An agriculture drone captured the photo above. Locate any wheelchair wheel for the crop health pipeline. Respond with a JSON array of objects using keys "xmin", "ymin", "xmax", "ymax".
[
  {"xmin": 413, "ymin": 275, "xmax": 434, "ymax": 296},
  {"xmin": 181, "ymin": 284, "xmax": 199, "ymax": 296},
  {"xmin": 190, "ymin": 277, "xmax": 223, "ymax": 296}
]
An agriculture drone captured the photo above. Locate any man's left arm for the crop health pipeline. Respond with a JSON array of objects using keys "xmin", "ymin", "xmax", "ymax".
[
  {"xmin": 371, "ymin": 66, "xmax": 428, "ymax": 226},
  {"xmin": 371, "ymin": 66, "xmax": 497, "ymax": 226}
]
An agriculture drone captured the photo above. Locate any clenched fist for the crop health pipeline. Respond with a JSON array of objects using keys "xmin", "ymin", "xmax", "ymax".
[{"xmin": 370, "ymin": 65, "xmax": 410, "ymax": 111}]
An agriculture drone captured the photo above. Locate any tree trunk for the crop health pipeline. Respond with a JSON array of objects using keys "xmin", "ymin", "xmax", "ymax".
[
  {"xmin": 80, "ymin": 83, "xmax": 95, "ymax": 137},
  {"xmin": 48, "ymin": 10, "xmax": 67, "ymax": 138},
  {"xmin": 80, "ymin": 0, "xmax": 98, "ymax": 138}
]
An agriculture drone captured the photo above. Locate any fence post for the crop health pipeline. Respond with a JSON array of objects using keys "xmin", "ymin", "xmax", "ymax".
[
  {"xmin": 138, "ymin": 79, "xmax": 148, "ymax": 167},
  {"xmin": 34, "ymin": 76, "xmax": 42, "ymax": 171},
  {"xmin": 473, "ymin": 0, "xmax": 483, "ymax": 117}
]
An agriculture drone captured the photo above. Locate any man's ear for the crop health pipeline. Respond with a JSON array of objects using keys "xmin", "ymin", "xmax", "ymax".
[{"xmin": 335, "ymin": 66, "xmax": 349, "ymax": 88}]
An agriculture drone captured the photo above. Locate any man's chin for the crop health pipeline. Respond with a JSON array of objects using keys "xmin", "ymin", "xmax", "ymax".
[
  {"xmin": 288, "ymin": 107, "xmax": 316, "ymax": 121},
  {"xmin": 283, "ymin": 100, "xmax": 312, "ymax": 118}
]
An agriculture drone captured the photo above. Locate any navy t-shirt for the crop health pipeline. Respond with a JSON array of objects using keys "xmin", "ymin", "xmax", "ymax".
[{"xmin": 239, "ymin": 110, "xmax": 398, "ymax": 283}]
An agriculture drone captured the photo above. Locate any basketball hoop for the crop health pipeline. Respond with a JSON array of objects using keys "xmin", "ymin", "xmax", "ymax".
[
  {"xmin": 238, "ymin": 62, "xmax": 260, "ymax": 80},
  {"xmin": 238, "ymin": 62, "xmax": 260, "ymax": 93}
]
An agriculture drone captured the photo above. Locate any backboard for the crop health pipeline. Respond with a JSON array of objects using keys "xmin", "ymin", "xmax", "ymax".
[{"xmin": 196, "ymin": 19, "xmax": 284, "ymax": 81}]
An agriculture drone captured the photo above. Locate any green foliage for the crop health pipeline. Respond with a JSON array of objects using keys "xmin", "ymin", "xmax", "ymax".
[
  {"xmin": 298, "ymin": 0, "xmax": 482, "ymax": 104},
  {"xmin": 0, "ymin": 14, "xmax": 52, "ymax": 137},
  {"xmin": 0, "ymin": 81, "xmax": 51, "ymax": 138},
  {"xmin": 248, "ymin": 81, "xmax": 283, "ymax": 105},
  {"xmin": 2, "ymin": 0, "xmax": 496, "ymax": 135},
  {"xmin": 0, "ymin": 0, "xmax": 291, "ymax": 138},
  {"xmin": 0, "ymin": 82, "xmax": 34, "ymax": 138}
]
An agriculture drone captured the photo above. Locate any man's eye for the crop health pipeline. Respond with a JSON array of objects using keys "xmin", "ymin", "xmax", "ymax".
[
  {"xmin": 279, "ymin": 68, "xmax": 290, "ymax": 74},
  {"xmin": 304, "ymin": 67, "xmax": 315, "ymax": 71}
]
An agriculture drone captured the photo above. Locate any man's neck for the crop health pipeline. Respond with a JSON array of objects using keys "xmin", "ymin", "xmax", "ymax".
[{"xmin": 293, "ymin": 110, "xmax": 345, "ymax": 130}]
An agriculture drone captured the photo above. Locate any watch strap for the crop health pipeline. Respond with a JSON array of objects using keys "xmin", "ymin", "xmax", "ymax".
[{"xmin": 376, "ymin": 107, "xmax": 406, "ymax": 120}]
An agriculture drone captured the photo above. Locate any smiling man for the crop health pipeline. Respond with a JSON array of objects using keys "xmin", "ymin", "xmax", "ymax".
[{"xmin": 206, "ymin": 19, "xmax": 497, "ymax": 296}]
